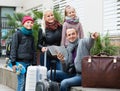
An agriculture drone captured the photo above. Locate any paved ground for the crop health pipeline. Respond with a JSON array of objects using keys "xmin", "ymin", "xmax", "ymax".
[
  {"xmin": 0, "ymin": 84, "xmax": 15, "ymax": 91},
  {"xmin": 0, "ymin": 57, "xmax": 15, "ymax": 91}
]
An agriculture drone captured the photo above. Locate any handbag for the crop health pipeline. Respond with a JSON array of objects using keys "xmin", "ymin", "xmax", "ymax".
[{"xmin": 82, "ymin": 53, "xmax": 120, "ymax": 88}]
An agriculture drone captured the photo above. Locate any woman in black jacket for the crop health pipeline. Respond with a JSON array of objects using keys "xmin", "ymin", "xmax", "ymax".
[{"xmin": 37, "ymin": 9, "xmax": 62, "ymax": 70}]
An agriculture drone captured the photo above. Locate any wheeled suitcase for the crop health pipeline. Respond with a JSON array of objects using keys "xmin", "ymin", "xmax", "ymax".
[
  {"xmin": 36, "ymin": 79, "xmax": 60, "ymax": 91},
  {"xmin": 49, "ymin": 60, "xmax": 60, "ymax": 91},
  {"xmin": 25, "ymin": 52, "xmax": 47, "ymax": 91},
  {"xmin": 82, "ymin": 55, "xmax": 120, "ymax": 88},
  {"xmin": 35, "ymin": 52, "xmax": 60, "ymax": 91}
]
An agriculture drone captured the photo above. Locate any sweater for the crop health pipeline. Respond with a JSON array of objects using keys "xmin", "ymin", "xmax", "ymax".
[
  {"xmin": 61, "ymin": 22, "xmax": 84, "ymax": 46},
  {"xmin": 62, "ymin": 37, "xmax": 94, "ymax": 74}
]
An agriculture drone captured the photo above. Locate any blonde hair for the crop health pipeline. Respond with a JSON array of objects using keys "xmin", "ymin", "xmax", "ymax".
[
  {"xmin": 41, "ymin": 9, "xmax": 54, "ymax": 33},
  {"xmin": 64, "ymin": 5, "xmax": 76, "ymax": 16},
  {"xmin": 43, "ymin": 9, "xmax": 53, "ymax": 17},
  {"xmin": 41, "ymin": 18, "xmax": 46, "ymax": 34}
]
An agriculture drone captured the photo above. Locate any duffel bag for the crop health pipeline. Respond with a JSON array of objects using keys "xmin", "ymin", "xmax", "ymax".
[{"xmin": 82, "ymin": 54, "xmax": 120, "ymax": 88}]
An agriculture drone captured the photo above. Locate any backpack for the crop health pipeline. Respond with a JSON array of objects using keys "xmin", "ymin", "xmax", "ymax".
[{"xmin": 6, "ymin": 30, "xmax": 22, "ymax": 57}]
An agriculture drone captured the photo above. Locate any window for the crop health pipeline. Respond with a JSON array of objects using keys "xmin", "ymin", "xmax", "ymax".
[
  {"xmin": 53, "ymin": 0, "xmax": 67, "ymax": 13},
  {"xmin": 104, "ymin": 0, "xmax": 120, "ymax": 36},
  {"xmin": 0, "ymin": 7, "xmax": 15, "ymax": 55},
  {"xmin": 1, "ymin": 7, "xmax": 15, "ymax": 29},
  {"xmin": 1, "ymin": 7, "xmax": 14, "ymax": 17}
]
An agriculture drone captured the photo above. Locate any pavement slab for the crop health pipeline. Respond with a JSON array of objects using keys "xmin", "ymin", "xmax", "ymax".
[{"xmin": 0, "ymin": 84, "xmax": 15, "ymax": 91}]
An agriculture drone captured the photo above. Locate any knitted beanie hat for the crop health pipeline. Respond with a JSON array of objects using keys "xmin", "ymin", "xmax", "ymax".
[{"xmin": 22, "ymin": 16, "xmax": 34, "ymax": 25}]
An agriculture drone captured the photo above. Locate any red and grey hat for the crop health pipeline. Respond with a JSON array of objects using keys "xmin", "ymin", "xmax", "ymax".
[{"xmin": 22, "ymin": 15, "xmax": 34, "ymax": 25}]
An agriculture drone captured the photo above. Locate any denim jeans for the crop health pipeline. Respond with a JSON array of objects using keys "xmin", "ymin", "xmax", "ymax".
[
  {"xmin": 47, "ymin": 70, "xmax": 81, "ymax": 91},
  {"xmin": 40, "ymin": 53, "xmax": 62, "ymax": 70},
  {"xmin": 16, "ymin": 62, "xmax": 29, "ymax": 91},
  {"xmin": 17, "ymin": 74, "xmax": 25, "ymax": 91}
]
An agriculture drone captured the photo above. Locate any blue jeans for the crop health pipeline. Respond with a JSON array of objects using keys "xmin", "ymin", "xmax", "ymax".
[
  {"xmin": 17, "ymin": 74, "xmax": 25, "ymax": 91},
  {"xmin": 47, "ymin": 70, "xmax": 82, "ymax": 91},
  {"xmin": 40, "ymin": 53, "xmax": 62, "ymax": 70},
  {"xmin": 17, "ymin": 62, "xmax": 29, "ymax": 91}
]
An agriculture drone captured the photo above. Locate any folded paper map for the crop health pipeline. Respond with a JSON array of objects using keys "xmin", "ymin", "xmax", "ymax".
[{"xmin": 48, "ymin": 45, "xmax": 67, "ymax": 56}]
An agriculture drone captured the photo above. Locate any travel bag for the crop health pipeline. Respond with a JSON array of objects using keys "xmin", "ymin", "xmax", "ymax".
[
  {"xmin": 82, "ymin": 54, "xmax": 120, "ymax": 88},
  {"xmin": 25, "ymin": 52, "xmax": 47, "ymax": 91},
  {"xmin": 35, "ymin": 52, "xmax": 60, "ymax": 91}
]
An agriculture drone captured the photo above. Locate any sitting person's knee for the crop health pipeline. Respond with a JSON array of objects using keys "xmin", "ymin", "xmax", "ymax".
[{"xmin": 61, "ymin": 79, "xmax": 69, "ymax": 87}]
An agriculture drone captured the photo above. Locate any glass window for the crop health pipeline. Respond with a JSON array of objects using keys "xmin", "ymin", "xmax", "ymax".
[
  {"xmin": 1, "ymin": 7, "xmax": 14, "ymax": 17},
  {"xmin": 104, "ymin": 0, "xmax": 120, "ymax": 32}
]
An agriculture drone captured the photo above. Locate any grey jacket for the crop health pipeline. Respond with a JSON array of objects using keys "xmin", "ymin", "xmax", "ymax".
[{"xmin": 62, "ymin": 37, "xmax": 94, "ymax": 74}]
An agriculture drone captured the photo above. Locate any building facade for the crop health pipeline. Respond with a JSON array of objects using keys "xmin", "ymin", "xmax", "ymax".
[{"xmin": 0, "ymin": 0, "xmax": 119, "ymax": 56}]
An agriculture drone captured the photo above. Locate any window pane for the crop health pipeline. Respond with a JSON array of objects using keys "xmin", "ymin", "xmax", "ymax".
[{"xmin": 1, "ymin": 7, "xmax": 14, "ymax": 17}]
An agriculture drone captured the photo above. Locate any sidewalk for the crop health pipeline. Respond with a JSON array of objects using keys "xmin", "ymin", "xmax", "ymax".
[{"xmin": 0, "ymin": 84, "xmax": 15, "ymax": 91}]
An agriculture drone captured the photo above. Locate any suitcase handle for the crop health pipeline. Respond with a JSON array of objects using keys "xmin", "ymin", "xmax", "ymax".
[{"xmin": 44, "ymin": 51, "xmax": 47, "ymax": 67}]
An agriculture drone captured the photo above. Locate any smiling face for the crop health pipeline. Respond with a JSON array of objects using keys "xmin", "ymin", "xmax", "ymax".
[
  {"xmin": 66, "ymin": 28, "xmax": 78, "ymax": 43},
  {"xmin": 65, "ymin": 6, "xmax": 76, "ymax": 19},
  {"xmin": 23, "ymin": 20, "xmax": 34, "ymax": 29},
  {"xmin": 44, "ymin": 10, "xmax": 55, "ymax": 23}
]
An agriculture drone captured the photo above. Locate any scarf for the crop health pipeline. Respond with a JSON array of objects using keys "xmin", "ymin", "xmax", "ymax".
[
  {"xmin": 67, "ymin": 38, "xmax": 79, "ymax": 64},
  {"xmin": 20, "ymin": 27, "xmax": 33, "ymax": 35},
  {"xmin": 65, "ymin": 16, "xmax": 79, "ymax": 24},
  {"xmin": 45, "ymin": 20, "xmax": 61, "ymax": 30}
]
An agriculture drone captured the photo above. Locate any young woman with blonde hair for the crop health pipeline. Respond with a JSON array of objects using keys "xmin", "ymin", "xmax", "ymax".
[{"xmin": 37, "ymin": 9, "xmax": 62, "ymax": 70}]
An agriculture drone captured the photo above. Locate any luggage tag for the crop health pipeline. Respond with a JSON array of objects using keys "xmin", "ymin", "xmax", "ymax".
[
  {"xmin": 113, "ymin": 57, "xmax": 117, "ymax": 63},
  {"xmin": 88, "ymin": 57, "xmax": 91, "ymax": 63}
]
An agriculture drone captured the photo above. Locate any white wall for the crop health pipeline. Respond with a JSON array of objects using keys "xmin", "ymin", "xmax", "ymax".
[
  {"xmin": 0, "ymin": 0, "xmax": 21, "ymax": 7},
  {"xmin": 83, "ymin": 0, "xmax": 103, "ymax": 36},
  {"xmin": 21, "ymin": 0, "xmax": 53, "ymax": 13},
  {"xmin": 0, "ymin": 0, "xmax": 22, "ymax": 12}
]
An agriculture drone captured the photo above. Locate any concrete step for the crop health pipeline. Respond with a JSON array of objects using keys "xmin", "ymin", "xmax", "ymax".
[
  {"xmin": 0, "ymin": 67, "xmax": 17, "ymax": 90},
  {"xmin": 70, "ymin": 86, "xmax": 120, "ymax": 91}
]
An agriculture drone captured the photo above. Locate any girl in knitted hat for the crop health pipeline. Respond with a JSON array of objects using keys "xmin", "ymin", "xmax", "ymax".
[
  {"xmin": 61, "ymin": 5, "xmax": 84, "ymax": 46},
  {"xmin": 10, "ymin": 15, "xmax": 36, "ymax": 91}
]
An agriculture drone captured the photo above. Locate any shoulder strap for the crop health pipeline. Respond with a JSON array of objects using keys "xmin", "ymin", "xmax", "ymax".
[{"xmin": 16, "ymin": 29, "xmax": 22, "ymax": 43}]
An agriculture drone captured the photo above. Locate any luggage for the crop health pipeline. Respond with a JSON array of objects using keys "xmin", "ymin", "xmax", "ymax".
[
  {"xmin": 36, "ymin": 52, "xmax": 60, "ymax": 91},
  {"xmin": 25, "ymin": 52, "xmax": 47, "ymax": 91},
  {"xmin": 49, "ymin": 60, "xmax": 60, "ymax": 91},
  {"xmin": 36, "ymin": 79, "xmax": 60, "ymax": 91},
  {"xmin": 82, "ymin": 54, "xmax": 120, "ymax": 88}
]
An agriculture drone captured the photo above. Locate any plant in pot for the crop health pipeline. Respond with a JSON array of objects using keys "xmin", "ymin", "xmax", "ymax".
[{"xmin": 90, "ymin": 33, "xmax": 119, "ymax": 56}]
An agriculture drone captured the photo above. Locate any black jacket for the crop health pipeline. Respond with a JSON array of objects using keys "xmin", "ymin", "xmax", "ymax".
[
  {"xmin": 37, "ymin": 26, "xmax": 62, "ymax": 51},
  {"xmin": 10, "ymin": 30, "xmax": 36, "ymax": 65}
]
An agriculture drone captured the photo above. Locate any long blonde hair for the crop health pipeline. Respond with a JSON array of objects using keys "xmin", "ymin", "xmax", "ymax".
[{"xmin": 41, "ymin": 9, "xmax": 54, "ymax": 33}]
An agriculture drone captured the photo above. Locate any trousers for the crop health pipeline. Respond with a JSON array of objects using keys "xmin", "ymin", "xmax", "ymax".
[{"xmin": 47, "ymin": 70, "xmax": 81, "ymax": 91}]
